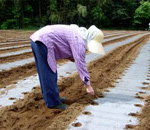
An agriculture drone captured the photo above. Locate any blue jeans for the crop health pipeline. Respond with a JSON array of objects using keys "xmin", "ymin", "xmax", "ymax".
[{"xmin": 31, "ymin": 40, "xmax": 61, "ymax": 107}]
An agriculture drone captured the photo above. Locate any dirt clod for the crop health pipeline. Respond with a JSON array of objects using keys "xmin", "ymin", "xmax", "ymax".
[{"xmin": 72, "ymin": 122, "xmax": 82, "ymax": 127}]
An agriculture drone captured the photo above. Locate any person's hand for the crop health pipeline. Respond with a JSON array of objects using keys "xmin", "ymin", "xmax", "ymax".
[{"xmin": 84, "ymin": 85, "xmax": 95, "ymax": 95}]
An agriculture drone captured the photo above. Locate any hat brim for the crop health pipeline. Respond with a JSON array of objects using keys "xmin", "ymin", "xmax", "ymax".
[{"xmin": 87, "ymin": 40, "xmax": 105, "ymax": 55}]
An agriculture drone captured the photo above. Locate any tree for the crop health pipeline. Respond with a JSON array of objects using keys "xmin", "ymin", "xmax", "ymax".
[
  {"xmin": 133, "ymin": 1, "xmax": 150, "ymax": 29},
  {"xmin": 91, "ymin": 6, "xmax": 106, "ymax": 28},
  {"xmin": 0, "ymin": 0, "xmax": 16, "ymax": 29},
  {"xmin": 48, "ymin": 0, "xmax": 62, "ymax": 24},
  {"xmin": 0, "ymin": 0, "xmax": 146, "ymax": 29},
  {"xmin": 0, "ymin": 0, "xmax": 6, "ymax": 25},
  {"xmin": 13, "ymin": 0, "xmax": 23, "ymax": 28}
]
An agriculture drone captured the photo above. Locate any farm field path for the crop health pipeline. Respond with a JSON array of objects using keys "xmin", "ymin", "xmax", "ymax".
[
  {"xmin": 0, "ymin": 32, "xmax": 144, "ymax": 71},
  {"xmin": 0, "ymin": 30, "xmax": 150, "ymax": 130},
  {"xmin": 0, "ymin": 32, "xmax": 149, "ymax": 107},
  {"xmin": 68, "ymin": 38, "xmax": 150, "ymax": 130},
  {"xmin": 0, "ymin": 31, "xmax": 148, "ymax": 89}
]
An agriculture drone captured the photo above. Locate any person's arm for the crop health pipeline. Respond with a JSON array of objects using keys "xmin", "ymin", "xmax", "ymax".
[{"xmin": 70, "ymin": 42, "xmax": 94, "ymax": 95}]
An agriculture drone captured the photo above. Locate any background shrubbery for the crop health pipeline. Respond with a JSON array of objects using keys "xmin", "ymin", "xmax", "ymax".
[{"xmin": 0, "ymin": 0, "xmax": 149, "ymax": 30}]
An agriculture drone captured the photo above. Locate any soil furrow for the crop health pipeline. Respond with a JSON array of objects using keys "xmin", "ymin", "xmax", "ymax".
[
  {"xmin": 0, "ymin": 33, "xmax": 141, "ymax": 64},
  {"xmin": 0, "ymin": 30, "xmax": 114, "ymax": 43},
  {"xmin": 0, "ymin": 52, "xmax": 33, "ymax": 64},
  {"xmin": 0, "ymin": 35, "xmax": 149, "ymax": 130},
  {"xmin": 0, "ymin": 34, "xmax": 148, "ymax": 89},
  {"xmin": 0, "ymin": 59, "xmax": 68, "ymax": 88},
  {"xmin": 0, "ymin": 33, "xmax": 122, "ymax": 48},
  {"xmin": 103, "ymin": 33, "xmax": 140, "ymax": 46},
  {"xmin": 0, "ymin": 46, "xmax": 31, "ymax": 54},
  {"xmin": 105, "ymin": 33, "xmax": 126, "ymax": 39},
  {"xmin": 104, "ymin": 32, "xmax": 143, "ymax": 39},
  {"xmin": 0, "ymin": 41, "xmax": 29, "ymax": 48},
  {"xmin": 134, "ymin": 95, "xmax": 150, "ymax": 130},
  {"xmin": 0, "ymin": 62, "xmax": 36, "ymax": 88},
  {"xmin": 0, "ymin": 45, "xmax": 30, "ymax": 51},
  {"xmin": 0, "ymin": 39, "xmax": 29, "ymax": 44},
  {"xmin": 0, "ymin": 33, "xmax": 139, "ymax": 55}
]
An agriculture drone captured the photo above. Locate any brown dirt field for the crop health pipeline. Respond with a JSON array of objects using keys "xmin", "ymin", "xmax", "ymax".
[
  {"xmin": 0, "ymin": 30, "xmax": 145, "ymax": 43},
  {"xmin": 105, "ymin": 33, "xmax": 125, "ymax": 39},
  {"xmin": 0, "ymin": 59, "xmax": 69, "ymax": 88},
  {"xmin": 0, "ymin": 31, "xmax": 131, "ymax": 64},
  {"xmin": 0, "ymin": 30, "xmax": 114, "ymax": 43},
  {"xmin": 104, "ymin": 31, "xmax": 144, "ymax": 39},
  {"xmin": 0, "ymin": 30, "xmax": 34, "ymax": 43},
  {"xmin": 103, "ymin": 33, "xmax": 142, "ymax": 46},
  {"xmin": 0, "ymin": 30, "xmax": 141, "ymax": 43},
  {"xmin": 0, "ymin": 32, "xmax": 141, "ymax": 65},
  {"xmin": 0, "ymin": 41, "xmax": 29, "ymax": 48},
  {"xmin": 0, "ymin": 34, "xmax": 149, "ymax": 130},
  {"xmin": 0, "ymin": 46, "xmax": 31, "ymax": 54},
  {"xmin": 134, "ymin": 91, "xmax": 150, "ymax": 129},
  {"xmin": 0, "ymin": 52, "xmax": 33, "ymax": 64},
  {"xmin": 0, "ymin": 32, "xmax": 125, "ymax": 48},
  {"xmin": 0, "ymin": 62, "xmax": 37, "ymax": 88},
  {"xmin": 0, "ymin": 33, "xmax": 146, "ymax": 88}
]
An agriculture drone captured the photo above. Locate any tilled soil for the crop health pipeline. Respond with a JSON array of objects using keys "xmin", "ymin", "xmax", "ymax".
[
  {"xmin": 133, "ymin": 89, "xmax": 150, "ymax": 130},
  {"xmin": 103, "ymin": 33, "xmax": 142, "ymax": 46},
  {"xmin": 0, "ymin": 46, "xmax": 31, "ymax": 54},
  {"xmin": 0, "ymin": 33, "xmax": 148, "ymax": 88},
  {"xmin": 0, "ymin": 30, "xmax": 116, "ymax": 43},
  {"xmin": 0, "ymin": 30, "xmax": 34, "ymax": 43},
  {"xmin": 0, "ymin": 52, "xmax": 33, "ymax": 63},
  {"xmin": 0, "ymin": 31, "xmax": 145, "ymax": 65},
  {"xmin": 0, "ymin": 59, "xmax": 68, "ymax": 88},
  {"xmin": 0, "ymin": 34, "xmax": 141, "ymax": 88},
  {"xmin": 0, "ymin": 34, "xmax": 149, "ymax": 130},
  {"xmin": 0, "ymin": 33, "xmax": 138, "ymax": 64},
  {"xmin": 0, "ymin": 62, "xmax": 36, "ymax": 88},
  {"xmin": 0, "ymin": 41, "xmax": 29, "ymax": 48},
  {"xmin": 105, "ymin": 33, "xmax": 125, "ymax": 39},
  {"xmin": 0, "ymin": 32, "xmax": 134, "ymax": 64},
  {"xmin": 0, "ymin": 52, "xmax": 33, "ymax": 64}
]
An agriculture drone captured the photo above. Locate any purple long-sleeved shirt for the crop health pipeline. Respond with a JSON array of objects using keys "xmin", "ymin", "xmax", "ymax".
[{"xmin": 30, "ymin": 25, "xmax": 90, "ymax": 85}]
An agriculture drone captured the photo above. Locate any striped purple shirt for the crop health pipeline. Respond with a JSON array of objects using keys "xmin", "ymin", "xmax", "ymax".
[{"xmin": 30, "ymin": 25, "xmax": 90, "ymax": 86}]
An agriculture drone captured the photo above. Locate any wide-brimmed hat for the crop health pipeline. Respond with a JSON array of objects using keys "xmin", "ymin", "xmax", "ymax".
[
  {"xmin": 87, "ymin": 29, "xmax": 105, "ymax": 55},
  {"xmin": 70, "ymin": 24, "xmax": 105, "ymax": 55}
]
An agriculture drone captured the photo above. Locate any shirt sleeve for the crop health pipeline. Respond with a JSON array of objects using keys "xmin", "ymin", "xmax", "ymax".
[{"xmin": 70, "ymin": 41, "xmax": 90, "ymax": 86}]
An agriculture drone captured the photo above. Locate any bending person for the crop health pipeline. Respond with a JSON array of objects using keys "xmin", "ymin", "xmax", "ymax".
[{"xmin": 30, "ymin": 24, "xmax": 105, "ymax": 110}]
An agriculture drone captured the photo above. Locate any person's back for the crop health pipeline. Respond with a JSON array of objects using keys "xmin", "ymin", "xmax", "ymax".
[
  {"xmin": 30, "ymin": 24, "xmax": 104, "ymax": 109},
  {"xmin": 30, "ymin": 24, "xmax": 85, "ymax": 60}
]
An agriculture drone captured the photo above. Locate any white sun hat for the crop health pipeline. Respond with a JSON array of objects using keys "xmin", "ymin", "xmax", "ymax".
[
  {"xmin": 86, "ymin": 25, "xmax": 105, "ymax": 55},
  {"xmin": 70, "ymin": 24, "xmax": 105, "ymax": 55}
]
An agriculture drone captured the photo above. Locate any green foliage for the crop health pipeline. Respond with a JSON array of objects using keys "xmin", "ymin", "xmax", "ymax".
[
  {"xmin": 25, "ymin": 5, "xmax": 33, "ymax": 12},
  {"xmin": 0, "ymin": 0, "xmax": 5, "ymax": 6},
  {"xmin": 49, "ymin": 13, "xmax": 62, "ymax": 24},
  {"xmin": 49, "ymin": 0, "xmax": 57, "ymax": 12},
  {"xmin": 112, "ymin": 8, "xmax": 130, "ymax": 22},
  {"xmin": 133, "ymin": 1, "xmax": 150, "ymax": 28},
  {"xmin": 77, "ymin": 4, "xmax": 87, "ymax": 17},
  {"xmin": 91, "ymin": 6, "xmax": 106, "ymax": 27},
  {"xmin": 100, "ymin": 0, "xmax": 139, "ymax": 28},
  {"xmin": 23, "ymin": 18, "xmax": 31, "ymax": 25},
  {"xmin": 0, "ymin": 0, "xmax": 145, "ymax": 30},
  {"xmin": 1, "ymin": 19, "xmax": 18, "ymax": 29},
  {"xmin": 97, "ymin": 0, "xmax": 112, "ymax": 6},
  {"xmin": 48, "ymin": 0, "xmax": 60, "ymax": 24}
]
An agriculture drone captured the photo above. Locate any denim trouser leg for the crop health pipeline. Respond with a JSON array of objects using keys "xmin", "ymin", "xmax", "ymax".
[{"xmin": 31, "ymin": 41, "xmax": 61, "ymax": 108}]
